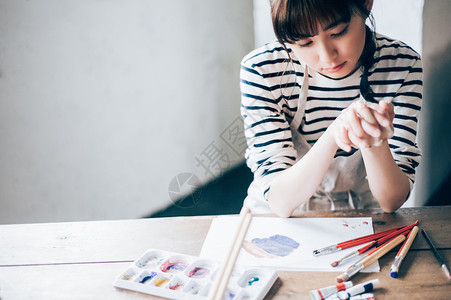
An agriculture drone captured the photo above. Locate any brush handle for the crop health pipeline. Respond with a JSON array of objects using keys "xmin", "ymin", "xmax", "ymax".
[
  {"xmin": 398, "ymin": 226, "xmax": 419, "ymax": 258},
  {"xmin": 208, "ymin": 207, "xmax": 252, "ymax": 300},
  {"xmin": 422, "ymin": 229, "xmax": 445, "ymax": 265},
  {"xmin": 360, "ymin": 234, "xmax": 405, "ymax": 268}
]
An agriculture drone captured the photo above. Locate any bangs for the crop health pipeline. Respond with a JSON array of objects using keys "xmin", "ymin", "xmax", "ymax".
[{"xmin": 272, "ymin": 0, "xmax": 357, "ymax": 44}]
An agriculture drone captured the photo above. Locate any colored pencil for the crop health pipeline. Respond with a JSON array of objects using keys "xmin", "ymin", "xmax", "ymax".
[
  {"xmin": 314, "ymin": 220, "xmax": 418, "ymax": 257},
  {"xmin": 389, "ymin": 226, "xmax": 419, "ymax": 278},
  {"xmin": 331, "ymin": 225, "xmax": 413, "ymax": 267},
  {"xmin": 336, "ymin": 234, "xmax": 406, "ymax": 282},
  {"xmin": 208, "ymin": 206, "xmax": 253, "ymax": 300},
  {"xmin": 421, "ymin": 229, "xmax": 451, "ymax": 280}
]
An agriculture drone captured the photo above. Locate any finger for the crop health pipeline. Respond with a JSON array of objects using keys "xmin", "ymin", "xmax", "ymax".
[
  {"xmin": 368, "ymin": 113, "xmax": 394, "ymax": 140},
  {"xmin": 369, "ymin": 102, "xmax": 394, "ymax": 126},
  {"xmin": 382, "ymin": 124, "xmax": 395, "ymax": 139},
  {"xmin": 367, "ymin": 102, "xmax": 385, "ymax": 114},
  {"xmin": 347, "ymin": 106, "xmax": 365, "ymax": 137},
  {"xmin": 382, "ymin": 102, "xmax": 395, "ymax": 121},
  {"xmin": 336, "ymin": 138, "xmax": 352, "ymax": 152},
  {"xmin": 373, "ymin": 110, "xmax": 392, "ymax": 128},
  {"xmin": 356, "ymin": 100, "xmax": 378, "ymax": 125},
  {"xmin": 348, "ymin": 130, "xmax": 370, "ymax": 149},
  {"xmin": 337, "ymin": 125, "xmax": 352, "ymax": 152},
  {"xmin": 361, "ymin": 119, "xmax": 381, "ymax": 138}
]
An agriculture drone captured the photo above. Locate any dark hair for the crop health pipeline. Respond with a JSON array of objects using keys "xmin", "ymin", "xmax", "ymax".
[{"xmin": 270, "ymin": 0, "xmax": 377, "ymax": 102}]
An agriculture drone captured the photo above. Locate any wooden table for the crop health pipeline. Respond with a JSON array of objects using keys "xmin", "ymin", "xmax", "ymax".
[{"xmin": 0, "ymin": 206, "xmax": 450, "ymax": 299}]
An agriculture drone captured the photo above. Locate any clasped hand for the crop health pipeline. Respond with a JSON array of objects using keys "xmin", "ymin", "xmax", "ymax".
[{"xmin": 333, "ymin": 99, "xmax": 394, "ymax": 152}]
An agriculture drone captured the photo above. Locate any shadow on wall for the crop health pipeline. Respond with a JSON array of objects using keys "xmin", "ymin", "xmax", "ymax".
[
  {"xmin": 147, "ymin": 162, "xmax": 253, "ymax": 217},
  {"xmin": 427, "ymin": 171, "xmax": 451, "ymax": 206},
  {"xmin": 423, "ymin": 41, "xmax": 451, "ymax": 206}
]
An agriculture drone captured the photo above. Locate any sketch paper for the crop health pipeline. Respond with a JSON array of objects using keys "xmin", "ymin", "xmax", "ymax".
[{"xmin": 200, "ymin": 217, "xmax": 379, "ymax": 272}]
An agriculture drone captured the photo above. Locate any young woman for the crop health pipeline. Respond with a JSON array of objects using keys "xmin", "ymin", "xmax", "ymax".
[{"xmin": 240, "ymin": 0, "xmax": 422, "ymax": 217}]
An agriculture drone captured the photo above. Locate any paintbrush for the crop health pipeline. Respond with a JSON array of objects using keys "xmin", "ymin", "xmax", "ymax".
[
  {"xmin": 336, "ymin": 234, "xmax": 406, "ymax": 283},
  {"xmin": 314, "ymin": 221, "xmax": 417, "ymax": 257},
  {"xmin": 331, "ymin": 224, "xmax": 414, "ymax": 267},
  {"xmin": 421, "ymin": 229, "xmax": 451, "ymax": 280}
]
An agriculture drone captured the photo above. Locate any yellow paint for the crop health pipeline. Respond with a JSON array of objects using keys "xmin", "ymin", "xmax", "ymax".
[{"xmin": 153, "ymin": 278, "xmax": 169, "ymax": 287}]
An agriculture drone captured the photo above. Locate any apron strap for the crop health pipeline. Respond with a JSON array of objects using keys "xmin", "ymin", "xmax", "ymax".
[{"xmin": 291, "ymin": 64, "xmax": 309, "ymax": 131}]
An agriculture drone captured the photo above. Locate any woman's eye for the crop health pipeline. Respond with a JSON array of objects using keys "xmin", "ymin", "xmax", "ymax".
[
  {"xmin": 299, "ymin": 41, "xmax": 312, "ymax": 48},
  {"xmin": 331, "ymin": 25, "xmax": 349, "ymax": 38}
]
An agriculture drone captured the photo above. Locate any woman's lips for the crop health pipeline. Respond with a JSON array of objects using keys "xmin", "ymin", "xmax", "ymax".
[{"xmin": 324, "ymin": 62, "xmax": 346, "ymax": 73}]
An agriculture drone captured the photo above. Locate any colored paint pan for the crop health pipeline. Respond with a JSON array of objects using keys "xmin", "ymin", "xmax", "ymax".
[
  {"xmin": 160, "ymin": 255, "xmax": 191, "ymax": 273},
  {"xmin": 182, "ymin": 280, "xmax": 201, "ymax": 295},
  {"xmin": 135, "ymin": 271, "xmax": 158, "ymax": 284},
  {"xmin": 237, "ymin": 269, "xmax": 269, "ymax": 288},
  {"xmin": 167, "ymin": 276, "xmax": 187, "ymax": 291},
  {"xmin": 149, "ymin": 274, "xmax": 171, "ymax": 288},
  {"xmin": 136, "ymin": 250, "xmax": 166, "ymax": 269},
  {"xmin": 120, "ymin": 268, "xmax": 137, "ymax": 281},
  {"xmin": 113, "ymin": 248, "xmax": 278, "ymax": 299},
  {"xmin": 186, "ymin": 259, "xmax": 218, "ymax": 279}
]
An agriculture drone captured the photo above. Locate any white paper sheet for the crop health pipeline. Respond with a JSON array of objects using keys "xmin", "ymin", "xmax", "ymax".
[{"xmin": 200, "ymin": 217, "xmax": 379, "ymax": 272}]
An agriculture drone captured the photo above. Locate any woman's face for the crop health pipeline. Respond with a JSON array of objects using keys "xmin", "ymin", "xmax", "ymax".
[{"xmin": 288, "ymin": 14, "xmax": 367, "ymax": 79}]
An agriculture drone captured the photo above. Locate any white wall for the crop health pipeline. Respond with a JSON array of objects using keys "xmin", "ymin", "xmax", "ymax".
[
  {"xmin": 371, "ymin": 1, "xmax": 423, "ymax": 55},
  {"xmin": 0, "ymin": 0, "xmax": 254, "ymax": 224}
]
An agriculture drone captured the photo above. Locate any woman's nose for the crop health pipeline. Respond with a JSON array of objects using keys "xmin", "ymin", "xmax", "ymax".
[{"xmin": 318, "ymin": 41, "xmax": 338, "ymax": 64}]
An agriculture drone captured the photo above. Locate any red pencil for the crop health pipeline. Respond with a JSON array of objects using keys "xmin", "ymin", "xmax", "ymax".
[{"xmin": 313, "ymin": 220, "xmax": 418, "ymax": 257}]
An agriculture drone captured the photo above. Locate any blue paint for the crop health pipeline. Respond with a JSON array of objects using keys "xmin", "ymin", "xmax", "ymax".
[
  {"xmin": 140, "ymin": 272, "xmax": 157, "ymax": 284},
  {"xmin": 160, "ymin": 260, "xmax": 188, "ymax": 272},
  {"xmin": 167, "ymin": 264, "xmax": 186, "ymax": 271},
  {"xmin": 251, "ymin": 234, "xmax": 300, "ymax": 257}
]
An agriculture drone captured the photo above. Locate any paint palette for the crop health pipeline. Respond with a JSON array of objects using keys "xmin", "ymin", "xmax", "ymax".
[{"xmin": 113, "ymin": 248, "xmax": 278, "ymax": 300}]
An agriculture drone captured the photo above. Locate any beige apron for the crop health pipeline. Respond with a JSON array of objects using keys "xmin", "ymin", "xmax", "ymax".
[
  {"xmin": 243, "ymin": 64, "xmax": 377, "ymax": 214},
  {"xmin": 291, "ymin": 65, "xmax": 374, "ymax": 212}
]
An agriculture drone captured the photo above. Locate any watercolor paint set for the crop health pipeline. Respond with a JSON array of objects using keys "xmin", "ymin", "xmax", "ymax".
[{"xmin": 113, "ymin": 248, "xmax": 278, "ymax": 300}]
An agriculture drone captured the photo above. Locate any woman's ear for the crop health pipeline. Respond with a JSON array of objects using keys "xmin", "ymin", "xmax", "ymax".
[{"xmin": 365, "ymin": 0, "xmax": 374, "ymax": 11}]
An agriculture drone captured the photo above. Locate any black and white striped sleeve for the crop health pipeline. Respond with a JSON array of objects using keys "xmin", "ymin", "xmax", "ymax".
[
  {"xmin": 240, "ymin": 53, "xmax": 298, "ymax": 201},
  {"xmin": 387, "ymin": 55, "xmax": 423, "ymax": 187}
]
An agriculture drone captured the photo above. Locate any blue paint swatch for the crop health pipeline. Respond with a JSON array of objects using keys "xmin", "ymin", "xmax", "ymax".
[
  {"xmin": 140, "ymin": 272, "xmax": 157, "ymax": 284},
  {"xmin": 168, "ymin": 264, "xmax": 186, "ymax": 271},
  {"xmin": 251, "ymin": 234, "xmax": 300, "ymax": 257}
]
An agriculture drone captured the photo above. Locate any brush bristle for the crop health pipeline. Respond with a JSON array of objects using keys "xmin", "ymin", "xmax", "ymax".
[{"xmin": 331, "ymin": 260, "xmax": 340, "ymax": 267}]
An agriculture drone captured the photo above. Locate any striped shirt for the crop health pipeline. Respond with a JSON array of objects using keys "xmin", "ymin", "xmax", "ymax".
[{"xmin": 240, "ymin": 34, "xmax": 422, "ymax": 203}]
